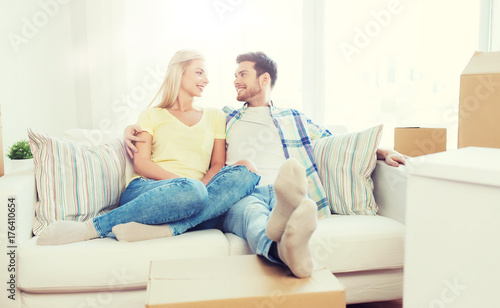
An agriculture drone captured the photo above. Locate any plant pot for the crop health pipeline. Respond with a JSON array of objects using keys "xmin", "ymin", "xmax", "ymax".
[{"xmin": 8, "ymin": 158, "xmax": 34, "ymax": 172}]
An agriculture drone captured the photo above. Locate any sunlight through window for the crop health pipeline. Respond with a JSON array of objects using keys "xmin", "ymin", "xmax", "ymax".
[{"xmin": 324, "ymin": 0, "xmax": 480, "ymax": 149}]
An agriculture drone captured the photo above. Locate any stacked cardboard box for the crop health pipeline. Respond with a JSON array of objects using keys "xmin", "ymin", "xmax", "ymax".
[
  {"xmin": 394, "ymin": 127, "xmax": 447, "ymax": 157},
  {"xmin": 458, "ymin": 51, "xmax": 500, "ymax": 149}
]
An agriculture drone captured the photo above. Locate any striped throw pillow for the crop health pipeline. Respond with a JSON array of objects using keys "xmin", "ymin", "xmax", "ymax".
[
  {"xmin": 312, "ymin": 125, "xmax": 383, "ymax": 215},
  {"xmin": 28, "ymin": 128, "xmax": 127, "ymax": 236}
]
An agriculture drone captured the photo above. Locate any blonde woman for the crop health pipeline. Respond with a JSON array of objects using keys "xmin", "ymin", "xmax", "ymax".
[{"xmin": 38, "ymin": 50, "xmax": 260, "ymax": 245}]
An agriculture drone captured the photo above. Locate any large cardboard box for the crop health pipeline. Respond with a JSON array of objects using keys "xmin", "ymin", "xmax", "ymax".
[
  {"xmin": 394, "ymin": 127, "xmax": 446, "ymax": 157},
  {"xmin": 458, "ymin": 51, "xmax": 500, "ymax": 149},
  {"xmin": 146, "ymin": 255, "xmax": 345, "ymax": 308}
]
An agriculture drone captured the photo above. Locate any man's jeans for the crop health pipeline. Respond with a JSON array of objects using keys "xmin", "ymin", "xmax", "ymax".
[
  {"xmin": 93, "ymin": 165, "xmax": 260, "ymax": 237},
  {"xmin": 221, "ymin": 185, "xmax": 281, "ymax": 264}
]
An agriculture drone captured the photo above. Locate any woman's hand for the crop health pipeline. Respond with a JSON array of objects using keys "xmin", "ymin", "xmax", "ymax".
[
  {"xmin": 124, "ymin": 124, "xmax": 146, "ymax": 159},
  {"xmin": 200, "ymin": 139, "xmax": 226, "ymax": 185}
]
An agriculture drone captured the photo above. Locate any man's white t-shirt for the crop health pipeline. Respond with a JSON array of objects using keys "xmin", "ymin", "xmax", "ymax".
[{"xmin": 226, "ymin": 106, "xmax": 286, "ymax": 186}]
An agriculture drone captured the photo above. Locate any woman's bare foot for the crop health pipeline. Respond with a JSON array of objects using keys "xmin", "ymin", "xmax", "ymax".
[
  {"xmin": 112, "ymin": 222, "xmax": 173, "ymax": 242},
  {"xmin": 37, "ymin": 220, "xmax": 99, "ymax": 245}
]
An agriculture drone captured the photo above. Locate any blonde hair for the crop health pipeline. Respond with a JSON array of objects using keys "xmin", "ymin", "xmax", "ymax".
[{"xmin": 149, "ymin": 50, "xmax": 205, "ymax": 108}]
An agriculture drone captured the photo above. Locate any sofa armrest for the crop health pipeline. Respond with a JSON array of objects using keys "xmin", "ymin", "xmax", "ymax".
[
  {"xmin": 0, "ymin": 167, "xmax": 36, "ymax": 245},
  {"xmin": 372, "ymin": 161, "xmax": 408, "ymax": 224},
  {"xmin": 0, "ymin": 167, "xmax": 35, "ymax": 307}
]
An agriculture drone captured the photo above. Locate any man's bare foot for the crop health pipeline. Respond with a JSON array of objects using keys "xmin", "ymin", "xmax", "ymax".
[
  {"xmin": 266, "ymin": 159, "xmax": 308, "ymax": 242},
  {"xmin": 277, "ymin": 198, "xmax": 317, "ymax": 278}
]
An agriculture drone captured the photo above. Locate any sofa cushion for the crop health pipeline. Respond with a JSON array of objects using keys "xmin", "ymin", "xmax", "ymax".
[
  {"xmin": 18, "ymin": 229, "xmax": 229, "ymax": 293},
  {"xmin": 28, "ymin": 128, "xmax": 127, "ymax": 236},
  {"xmin": 224, "ymin": 215, "xmax": 404, "ymax": 273},
  {"xmin": 20, "ymin": 290, "xmax": 147, "ymax": 308},
  {"xmin": 313, "ymin": 125, "xmax": 383, "ymax": 215},
  {"xmin": 310, "ymin": 215, "xmax": 405, "ymax": 273},
  {"xmin": 225, "ymin": 232, "xmax": 253, "ymax": 256}
]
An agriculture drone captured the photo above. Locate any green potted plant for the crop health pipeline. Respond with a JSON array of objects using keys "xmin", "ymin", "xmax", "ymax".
[{"xmin": 6, "ymin": 139, "xmax": 33, "ymax": 171}]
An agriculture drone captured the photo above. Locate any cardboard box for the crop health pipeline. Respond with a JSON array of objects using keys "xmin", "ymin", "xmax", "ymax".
[
  {"xmin": 146, "ymin": 255, "xmax": 345, "ymax": 308},
  {"xmin": 0, "ymin": 105, "xmax": 4, "ymax": 177},
  {"xmin": 458, "ymin": 51, "xmax": 500, "ymax": 149},
  {"xmin": 394, "ymin": 127, "xmax": 446, "ymax": 157}
]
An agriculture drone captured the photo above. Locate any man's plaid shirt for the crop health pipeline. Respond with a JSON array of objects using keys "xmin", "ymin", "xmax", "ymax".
[{"xmin": 223, "ymin": 102, "xmax": 332, "ymax": 219}]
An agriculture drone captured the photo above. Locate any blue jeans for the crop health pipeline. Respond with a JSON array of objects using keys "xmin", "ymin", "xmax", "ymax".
[
  {"xmin": 92, "ymin": 165, "xmax": 261, "ymax": 237},
  {"xmin": 221, "ymin": 185, "xmax": 281, "ymax": 264}
]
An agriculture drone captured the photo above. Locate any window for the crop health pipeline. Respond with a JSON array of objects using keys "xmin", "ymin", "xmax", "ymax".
[
  {"xmin": 322, "ymin": 0, "xmax": 482, "ymax": 149},
  {"xmin": 481, "ymin": 0, "xmax": 500, "ymax": 50}
]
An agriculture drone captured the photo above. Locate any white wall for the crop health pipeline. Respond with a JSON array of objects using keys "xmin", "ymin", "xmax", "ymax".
[{"xmin": 1, "ymin": 0, "xmax": 78, "ymax": 156}]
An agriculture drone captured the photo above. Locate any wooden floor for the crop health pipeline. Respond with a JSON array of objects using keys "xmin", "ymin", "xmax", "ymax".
[{"xmin": 347, "ymin": 299, "xmax": 402, "ymax": 308}]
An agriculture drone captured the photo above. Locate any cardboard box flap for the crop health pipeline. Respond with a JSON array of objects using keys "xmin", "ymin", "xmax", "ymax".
[
  {"xmin": 461, "ymin": 51, "xmax": 500, "ymax": 75},
  {"xmin": 149, "ymin": 255, "xmax": 290, "ymax": 280},
  {"xmin": 148, "ymin": 269, "xmax": 342, "ymax": 305},
  {"xmin": 147, "ymin": 255, "xmax": 345, "ymax": 308}
]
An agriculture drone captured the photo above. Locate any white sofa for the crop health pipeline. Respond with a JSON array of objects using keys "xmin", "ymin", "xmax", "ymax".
[{"xmin": 0, "ymin": 130, "xmax": 407, "ymax": 308}]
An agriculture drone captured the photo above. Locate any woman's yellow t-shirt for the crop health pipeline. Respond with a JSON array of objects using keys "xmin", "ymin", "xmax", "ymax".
[{"xmin": 132, "ymin": 107, "xmax": 226, "ymax": 181}]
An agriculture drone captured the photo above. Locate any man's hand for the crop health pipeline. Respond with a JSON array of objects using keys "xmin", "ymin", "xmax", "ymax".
[
  {"xmin": 124, "ymin": 124, "xmax": 145, "ymax": 159},
  {"xmin": 377, "ymin": 148, "xmax": 409, "ymax": 167},
  {"xmin": 384, "ymin": 152, "xmax": 409, "ymax": 167}
]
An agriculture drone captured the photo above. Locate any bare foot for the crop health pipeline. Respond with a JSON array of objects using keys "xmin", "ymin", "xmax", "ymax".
[
  {"xmin": 266, "ymin": 158, "xmax": 307, "ymax": 242},
  {"xmin": 277, "ymin": 198, "xmax": 317, "ymax": 278},
  {"xmin": 37, "ymin": 220, "xmax": 99, "ymax": 245},
  {"xmin": 112, "ymin": 222, "xmax": 173, "ymax": 242}
]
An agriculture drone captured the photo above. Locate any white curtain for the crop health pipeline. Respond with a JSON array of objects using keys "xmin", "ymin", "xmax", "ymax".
[
  {"xmin": 78, "ymin": 0, "xmax": 306, "ymax": 132},
  {"xmin": 78, "ymin": 0, "xmax": 128, "ymax": 131}
]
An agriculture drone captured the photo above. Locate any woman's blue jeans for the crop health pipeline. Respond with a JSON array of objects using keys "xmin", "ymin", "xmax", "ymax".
[{"xmin": 92, "ymin": 165, "xmax": 260, "ymax": 237}]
